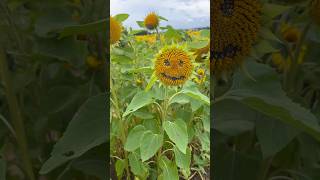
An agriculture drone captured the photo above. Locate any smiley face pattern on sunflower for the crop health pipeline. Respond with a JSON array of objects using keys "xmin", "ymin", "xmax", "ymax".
[
  {"xmin": 211, "ymin": 0, "xmax": 261, "ymax": 75},
  {"xmin": 155, "ymin": 47, "xmax": 193, "ymax": 86}
]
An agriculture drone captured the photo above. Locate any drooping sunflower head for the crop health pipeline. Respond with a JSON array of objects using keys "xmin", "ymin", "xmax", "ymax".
[
  {"xmin": 110, "ymin": 16, "xmax": 122, "ymax": 44},
  {"xmin": 192, "ymin": 43, "xmax": 210, "ymax": 62},
  {"xmin": 310, "ymin": 0, "xmax": 320, "ymax": 25},
  {"xmin": 154, "ymin": 46, "xmax": 193, "ymax": 86},
  {"xmin": 144, "ymin": 12, "xmax": 159, "ymax": 30},
  {"xmin": 211, "ymin": 0, "xmax": 261, "ymax": 77},
  {"xmin": 280, "ymin": 23, "xmax": 301, "ymax": 43}
]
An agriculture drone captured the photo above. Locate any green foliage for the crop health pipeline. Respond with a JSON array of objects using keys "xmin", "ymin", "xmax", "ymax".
[{"xmin": 110, "ymin": 13, "xmax": 210, "ymax": 179}]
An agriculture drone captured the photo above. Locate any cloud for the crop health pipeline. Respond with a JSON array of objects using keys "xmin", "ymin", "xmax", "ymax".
[{"xmin": 110, "ymin": 0, "xmax": 209, "ymax": 29}]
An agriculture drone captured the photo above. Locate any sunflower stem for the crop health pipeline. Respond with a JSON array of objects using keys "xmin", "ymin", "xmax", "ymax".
[
  {"xmin": 110, "ymin": 79, "xmax": 130, "ymax": 178},
  {"xmin": 284, "ymin": 22, "xmax": 311, "ymax": 93},
  {"xmin": 0, "ymin": 48, "xmax": 35, "ymax": 180}
]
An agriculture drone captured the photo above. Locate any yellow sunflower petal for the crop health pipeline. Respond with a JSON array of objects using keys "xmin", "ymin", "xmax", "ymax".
[{"xmin": 110, "ymin": 16, "xmax": 122, "ymax": 44}]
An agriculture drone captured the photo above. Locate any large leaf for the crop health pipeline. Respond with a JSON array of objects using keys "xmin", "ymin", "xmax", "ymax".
[
  {"xmin": 181, "ymin": 84, "xmax": 210, "ymax": 106},
  {"xmin": 225, "ymin": 61, "xmax": 320, "ymax": 142},
  {"xmin": 59, "ymin": 19, "xmax": 107, "ymax": 38},
  {"xmin": 114, "ymin": 14, "xmax": 129, "ymax": 22},
  {"xmin": 256, "ymin": 116, "xmax": 300, "ymax": 158},
  {"xmin": 215, "ymin": 100, "xmax": 257, "ymax": 136},
  {"xmin": 124, "ymin": 125, "xmax": 145, "ymax": 152},
  {"xmin": 128, "ymin": 152, "xmax": 148, "ymax": 178},
  {"xmin": 34, "ymin": 7, "xmax": 76, "ymax": 37},
  {"xmin": 159, "ymin": 156, "xmax": 179, "ymax": 180},
  {"xmin": 34, "ymin": 37, "xmax": 88, "ymax": 65},
  {"xmin": 163, "ymin": 119, "xmax": 188, "ymax": 154},
  {"xmin": 123, "ymin": 91, "xmax": 155, "ymax": 117},
  {"xmin": 40, "ymin": 94, "xmax": 107, "ymax": 174},
  {"xmin": 174, "ymin": 146, "xmax": 191, "ymax": 178},
  {"xmin": 140, "ymin": 131, "xmax": 163, "ymax": 162}
]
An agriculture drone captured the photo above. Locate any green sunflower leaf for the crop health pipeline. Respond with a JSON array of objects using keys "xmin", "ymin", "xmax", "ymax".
[
  {"xmin": 226, "ymin": 61, "xmax": 320, "ymax": 142},
  {"xmin": 163, "ymin": 119, "xmax": 188, "ymax": 154},
  {"xmin": 124, "ymin": 125, "xmax": 146, "ymax": 152},
  {"xmin": 139, "ymin": 131, "xmax": 163, "ymax": 162},
  {"xmin": 159, "ymin": 156, "xmax": 179, "ymax": 180},
  {"xmin": 114, "ymin": 14, "xmax": 129, "ymax": 22},
  {"xmin": 123, "ymin": 91, "xmax": 155, "ymax": 117}
]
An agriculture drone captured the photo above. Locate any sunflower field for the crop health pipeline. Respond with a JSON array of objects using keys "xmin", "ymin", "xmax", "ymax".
[
  {"xmin": 212, "ymin": 0, "xmax": 320, "ymax": 179},
  {"xmin": 110, "ymin": 13, "xmax": 210, "ymax": 179}
]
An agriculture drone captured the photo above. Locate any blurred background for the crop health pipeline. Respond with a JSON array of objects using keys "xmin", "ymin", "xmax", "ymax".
[{"xmin": 0, "ymin": 0, "xmax": 108, "ymax": 179}]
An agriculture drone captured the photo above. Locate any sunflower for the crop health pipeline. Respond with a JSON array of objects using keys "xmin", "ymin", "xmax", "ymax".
[
  {"xmin": 281, "ymin": 24, "xmax": 301, "ymax": 43},
  {"xmin": 211, "ymin": 0, "xmax": 261, "ymax": 76},
  {"xmin": 144, "ymin": 12, "xmax": 159, "ymax": 30},
  {"xmin": 271, "ymin": 52, "xmax": 286, "ymax": 73},
  {"xmin": 193, "ymin": 43, "xmax": 210, "ymax": 62},
  {"xmin": 310, "ymin": 0, "xmax": 320, "ymax": 25},
  {"xmin": 197, "ymin": 68, "xmax": 205, "ymax": 76},
  {"xmin": 154, "ymin": 46, "xmax": 193, "ymax": 86},
  {"xmin": 110, "ymin": 16, "xmax": 122, "ymax": 44},
  {"xmin": 86, "ymin": 55, "xmax": 102, "ymax": 69}
]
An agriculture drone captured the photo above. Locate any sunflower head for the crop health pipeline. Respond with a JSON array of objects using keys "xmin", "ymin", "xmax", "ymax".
[
  {"xmin": 136, "ymin": 79, "xmax": 143, "ymax": 86},
  {"xmin": 86, "ymin": 55, "xmax": 102, "ymax": 69},
  {"xmin": 110, "ymin": 16, "xmax": 122, "ymax": 44},
  {"xmin": 154, "ymin": 46, "xmax": 193, "ymax": 86},
  {"xmin": 197, "ymin": 68, "xmax": 205, "ymax": 76},
  {"xmin": 271, "ymin": 52, "xmax": 286, "ymax": 73},
  {"xmin": 144, "ymin": 12, "xmax": 159, "ymax": 30},
  {"xmin": 211, "ymin": 0, "xmax": 261, "ymax": 77},
  {"xmin": 193, "ymin": 43, "xmax": 210, "ymax": 62},
  {"xmin": 281, "ymin": 24, "xmax": 301, "ymax": 43}
]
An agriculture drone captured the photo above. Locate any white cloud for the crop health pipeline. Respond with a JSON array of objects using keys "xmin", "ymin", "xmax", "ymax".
[{"xmin": 110, "ymin": 0, "xmax": 209, "ymax": 29}]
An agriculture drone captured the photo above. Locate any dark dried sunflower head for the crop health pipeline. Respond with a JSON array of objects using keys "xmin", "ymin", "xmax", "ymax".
[{"xmin": 211, "ymin": 0, "xmax": 261, "ymax": 77}]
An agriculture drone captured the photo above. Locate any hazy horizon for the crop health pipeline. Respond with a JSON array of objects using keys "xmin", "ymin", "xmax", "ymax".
[{"xmin": 111, "ymin": 0, "xmax": 210, "ymax": 30}]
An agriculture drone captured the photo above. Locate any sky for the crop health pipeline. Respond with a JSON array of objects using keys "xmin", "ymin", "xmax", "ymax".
[{"xmin": 110, "ymin": 0, "xmax": 210, "ymax": 30}]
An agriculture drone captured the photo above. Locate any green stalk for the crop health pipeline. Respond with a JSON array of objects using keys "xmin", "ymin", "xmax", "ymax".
[
  {"xmin": 258, "ymin": 158, "xmax": 273, "ymax": 180},
  {"xmin": 110, "ymin": 79, "xmax": 130, "ymax": 179},
  {"xmin": 285, "ymin": 22, "xmax": 311, "ymax": 93},
  {"xmin": 0, "ymin": 48, "xmax": 35, "ymax": 180}
]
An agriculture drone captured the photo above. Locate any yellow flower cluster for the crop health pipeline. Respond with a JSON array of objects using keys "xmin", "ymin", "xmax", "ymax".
[
  {"xmin": 155, "ymin": 46, "xmax": 193, "ymax": 86},
  {"xmin": 211, "ymin": 0, "xmax": 261, "ymax": 76},
  {"xmin": 187, "ymin": 30, "xmax": 201, "ymax": 38},
  {"xmin": 135, "ymin": 34, "xmax": 157, "ymax": 44}
]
